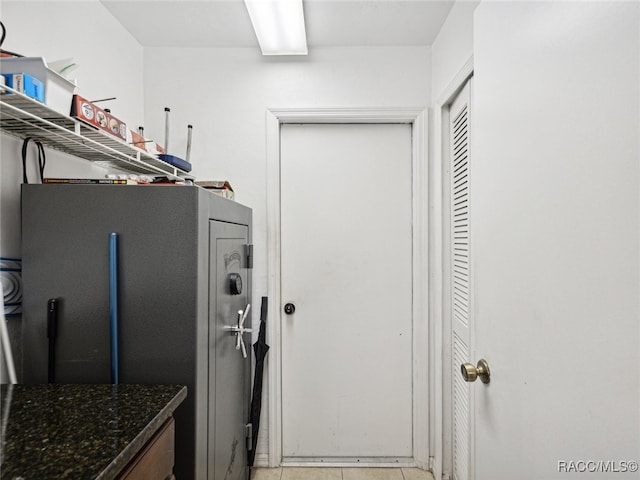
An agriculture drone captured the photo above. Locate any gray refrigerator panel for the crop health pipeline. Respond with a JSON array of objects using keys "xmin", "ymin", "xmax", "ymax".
[
  {"xmin": 21, "ymin": 185, "xmax": 199, "ymax": 385},
  {"xmin": 21, "ymin": 184, "xmax": 252, "ymax": 480}
]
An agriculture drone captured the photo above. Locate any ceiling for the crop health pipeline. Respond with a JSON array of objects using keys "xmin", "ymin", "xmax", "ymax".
[{"xmin": 99, "ymin": 0, "xmax": 455, "ymax": 49}]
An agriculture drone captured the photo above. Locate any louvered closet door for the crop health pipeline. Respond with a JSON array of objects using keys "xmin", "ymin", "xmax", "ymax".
[{"xmin": 450, "ymin": 79, "xmax": 473, "ymax": 480}]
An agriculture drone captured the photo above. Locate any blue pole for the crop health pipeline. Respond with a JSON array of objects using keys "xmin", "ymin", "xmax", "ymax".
[{"xmin": 109, "ymin": 232, "xmax": 119, "ymax": 384}]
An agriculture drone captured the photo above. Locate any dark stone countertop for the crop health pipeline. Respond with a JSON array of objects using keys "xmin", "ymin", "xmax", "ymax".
[{"xmin": 0, "ymin": 383, "xmax": 187, "ymax": 480}]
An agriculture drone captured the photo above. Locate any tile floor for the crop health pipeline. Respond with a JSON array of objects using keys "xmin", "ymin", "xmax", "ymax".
[{"xmin": 251, "ymin": 467, "xmax": 435, "ymax": 480}]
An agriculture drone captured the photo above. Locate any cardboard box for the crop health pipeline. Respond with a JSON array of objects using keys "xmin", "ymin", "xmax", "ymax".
[
  {"xmin": 71, "ymin": 94, "xmax": 127, "ymax": 141},
  {"xmin": 147, "ymin": 142, "xmax": 166, "ymax": 155},
  {"xmin": 128, "ymin": 129, "xmax": 148, "ymax": 151},
  {"xmin": 2, "ymin": 73, "xmax": 45, "ymax": 103},
  {"xmin": 0, "ymin": 57, "xmax": 76, "ymax": 114},
  {"xmin": 196, "ymin": 180, "xmax": 235, "ymax": 200},
  {"xmin": 126, "ymin": 129, "xmax": 165, "ymax": 155},
  {"xmin": 210, "ymin": 189, "xmax": 235, "ymax": 200}
]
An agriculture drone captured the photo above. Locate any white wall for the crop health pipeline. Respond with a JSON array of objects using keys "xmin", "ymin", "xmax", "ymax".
[
  {"xmin": 0, "ymin": 0, "xmax": 144, "ymax": 257},
  {"xmin": 143, "ymin": 45, "xmax": 431, "ymax": 464},
  {"xmin": 0, "ymin": 1, "xmax": 144, "ymax": 127},
  {"xmin": 431, "ymin": 0, "xmax": 479, "ymax": 103},
  {"xmin": 0, "ymin": 1, "xmax": 144, "ymax": 378}
]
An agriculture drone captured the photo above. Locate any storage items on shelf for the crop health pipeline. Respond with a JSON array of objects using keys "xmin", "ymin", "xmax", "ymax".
[
  {"xmin": 70, "ymin": 94, "xmax": 127, "ymax": 141},
  {"xmin": 128, "ymin": 129, "xmax": 165, "ymax": 155},
  {"xmin": 0, "ymin": 57, "xmax": 76, "ymax": 115},
  {"xmin": 156, "ymin": 107, "xmax": 193, "ymax": 172},
  {"xmin": 1, "ymin": 73, "xmax": 44, "ymax": 103},
  {"xmin": 0, "ymin": 85, "xmax": 193, "ymax": 181}
]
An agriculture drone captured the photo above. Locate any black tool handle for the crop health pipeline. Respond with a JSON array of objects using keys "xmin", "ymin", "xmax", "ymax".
[{"xmin": 47, "ymin": 298, "xmax": 59, "ymax": 383}]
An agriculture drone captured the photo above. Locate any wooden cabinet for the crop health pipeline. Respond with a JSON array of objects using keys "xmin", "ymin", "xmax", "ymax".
[{"xmin": 118, "ymin": 418, "xmax": 176, "ymax": 480}]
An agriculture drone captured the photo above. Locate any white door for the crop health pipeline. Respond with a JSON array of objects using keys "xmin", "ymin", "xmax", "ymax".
[
  {"xmin": 470, "ymin": 3, "xmax": 640, "ymax": 479},
  {"xmin": 280, "ymin": 123, "xmax": 413, "ymax": 463},
  {"xmin": 447, "ymin": 80, "xmax": 474, "ymax": 480}
]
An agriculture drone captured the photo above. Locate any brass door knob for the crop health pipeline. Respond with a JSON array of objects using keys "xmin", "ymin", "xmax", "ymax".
[{"xmin": 461, "ymin": 358, "xmax": 491, "ymax": 384}]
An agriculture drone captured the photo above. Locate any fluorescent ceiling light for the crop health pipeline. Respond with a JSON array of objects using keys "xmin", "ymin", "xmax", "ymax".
[{"xmin": 244, "ymin": 0, "xmax": 308, "ymax": 55}]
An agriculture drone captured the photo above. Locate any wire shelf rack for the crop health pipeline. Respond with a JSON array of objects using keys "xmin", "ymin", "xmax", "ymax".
[{"xmin": 0, "ymin": 86, "xmax": 193, "ymax": 180}]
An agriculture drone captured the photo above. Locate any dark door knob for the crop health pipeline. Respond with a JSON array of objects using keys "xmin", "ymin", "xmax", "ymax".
[
  {"xmin": 228, "ymin": 273, "xmax": 243, "ymax": 295},
  {"xmin": 284, "ymin": 303, "xmax": 296, "ymax": 315}
]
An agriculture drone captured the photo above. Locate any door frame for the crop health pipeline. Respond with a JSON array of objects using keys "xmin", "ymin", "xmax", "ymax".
[
  {"xmin": 265, "ymin": 107, "xmax": 429, "ymax": 468},
  {"xmin": 431, "ymin": 58, "xmax": 474, "ymax": 480}
]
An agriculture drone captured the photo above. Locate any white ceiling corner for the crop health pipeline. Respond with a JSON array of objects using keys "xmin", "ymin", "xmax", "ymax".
[{"xmin": 98, "ymin": 0, "xmax": 455, "ymax": 49}]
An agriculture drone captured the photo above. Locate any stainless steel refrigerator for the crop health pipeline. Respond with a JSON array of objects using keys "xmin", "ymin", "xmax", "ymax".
[{"xmin": 21, "ymin": 184, "xmax": 253, "ymax": 480}]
